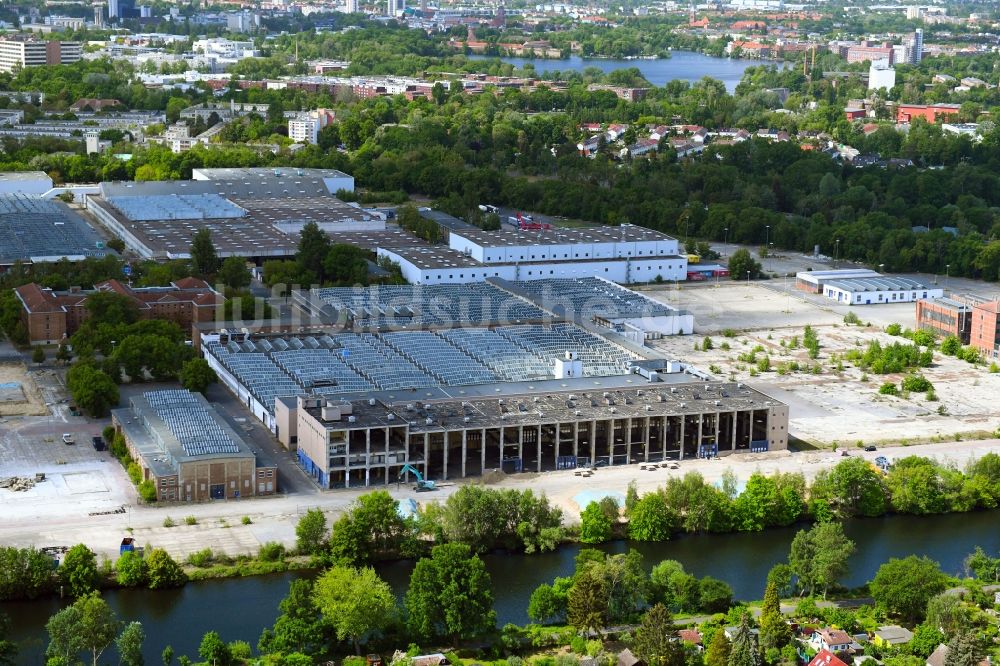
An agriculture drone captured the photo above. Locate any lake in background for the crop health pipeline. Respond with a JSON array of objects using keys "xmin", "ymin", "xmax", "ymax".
[
  {"xmin": 467, "ymin": 51, "xmax": 783, "ymax": 92},
  {"xmin": 5, "ymin": 510, "xmax": 998, "ymax": 663}
]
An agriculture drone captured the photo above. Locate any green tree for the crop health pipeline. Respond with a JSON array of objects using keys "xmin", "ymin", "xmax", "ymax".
[
  {"xmin": 528, "ymin": 579, "xmax": 571, "ymax": 625},
  {"xmin": 789, "ymin": 522, "xmax": 854, "ymax": 597},
  {"xmin": 567, "ymin": 565, "xmax": 609, "ymax": 632},
  {"xmin": 870, "ymin": 556, "xmax": 948, "ymax": 623},
  {"xmin": 759, "ymin": 581, "xmax": 790, "ymax": 650},
  {"xmin": 728, "ymin": 612, "xmax": 762, "ymax": 666},
  {"xmin": 146, "ymin": 549, "xmax": 187, "ymax": 589},
  {"xmin": 199, "ymin": 631, "xmax": 231, "ymax": 666},
  {"xmin": 699, "ymin": 577, "xmax": 734, "ymax": 613},
  {"xmin": 329, "ymin": 491, "xmax": 416, "ymax": 564},
  {"xmin": 297, "ymin": 221, "xmax": 331, "ymax": 283},
  {"xmin": 926, "ymin": 593, "xmax": 971, "ymax": 638},
  {"xmin": 944, "ymin": 631, "xmax": 984, "ymax": 666},
  {"xmin": 811, "ymin": 458, "xmax": 888, "ymax": 517},
  {"xmin": 46, "ymin": 592, "xmax": 120, "ymax": 666},
  {"xmin": 627, "ymin": 492, "xmax": 677, "ymax": 541},
  {"xmin": 579, "ymin": 502, "xmax": 613, "ymax": 544},
  {"xmin": 312, "ymin": 565, "xmax": 395, "ymax": 654},
  {"xmin": 765, "ymin": 563, "xmax": 793, "ymax": 597},
  {"xmin": 84, "ymin": 291, "xmax": 140, "ymax": 326},
  {"xmin": 728, "ymin": 248, "xmax": 762, "ymax": 280},
  {"xmin": 66, "ymin": 364, "xmax": 119, "ymax": 417},
  {"xmin": 190, "ymin": 228, "xmax": 220, "ymax": 277},
  {"xmin": 633, "ymin": 604, "xmax": 685, "ymax": 666},
  {"xmin": 295, "ymin": 508, "xmax": 328, "ymax": 556},
  {"xmin": 0, "ymin": 546, "xmax": 55, "ymax": 600},
  {"xmin": 217, "ymin": 256, "xmax": 251, "ymax": 290},
  {"xmin": 32, "ymin": 345, "xmax": 44, "ymax": 364},
  {"xmin": 60, "ymin": 544, "xmax": 99, "ymax": 597},
  {"xmin": 706, "ymin": 628, "xmax": 731, "ymax": 666},
  {"xmin": 258, "ymin": 579, "xmax": 329, "ymax": 658},
  {"xmin": 116, "ymin": 621, "xmax": 145, "ymax": 666},
  {"xmin": 909, "ymin": 623, "xmax": 946, "ymax": 660},
  {"xmin": 115, "ymin": 551, "xmax": 148, "ymax": 587},
  {"xmin": 404, "ymin": 543, "xmax": 496, "ymax": 646},
  {"xmin": 162, "ymin": 645, "xmax": 174, "ymax": 666},
  {"xmin": 180, "ymin": 357, "xmax": 217, "ymax": 394}
]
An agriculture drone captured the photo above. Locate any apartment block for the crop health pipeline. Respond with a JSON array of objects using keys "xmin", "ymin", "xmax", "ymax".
[{"xmin": 0, "ymin": 36, "xmax": 81, "ymax": 73}]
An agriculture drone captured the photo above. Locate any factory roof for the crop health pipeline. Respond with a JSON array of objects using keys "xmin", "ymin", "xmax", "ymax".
[
  {"xmin": 824, "ymin": 276, "xmax": 933, "ymax": 292},
  {"xmin": 795, "ymin": 268, "xmax": 880, "ymax": 283},
  {"xmin": 0, "ymin": 195, "xmax": 110, "ymax": 265},
  {"xmin": 113, "ymin": 390, "xmax": 259, "ymax": 478},
  {"xmin": 100, "ymin": 176, "xmax": 333, "ymax": 200},
  {"xmin": 303, "ymin": 381, "xmax": 781, "ymax": 432},
  {"xmin": 234, "ymin": 197, "xmax": 381, "ymax": 228},
  {"xmin": 452, "ymin": 223, "xmax": 677, "ymax": 248},
  {"xmin": 192, "ymin": 167, "xmax": 351, "ymax": 181},
  {"xmin": 0, "ymin": 170, "xmax": 51, "ymax": 183},
  {"xmin": 381, "ymin": 246, "xmax": 484, "ymax": 269}
]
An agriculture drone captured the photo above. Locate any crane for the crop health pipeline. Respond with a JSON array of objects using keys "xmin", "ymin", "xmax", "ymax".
[{"xmin": 398, "ymin": 464, "xmax": 436, "ymax": 491}]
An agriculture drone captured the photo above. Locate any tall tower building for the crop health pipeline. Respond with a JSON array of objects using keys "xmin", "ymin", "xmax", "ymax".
[{"xmin": 905, "ymin": 28, "xmax": 923, "ymax": 64}]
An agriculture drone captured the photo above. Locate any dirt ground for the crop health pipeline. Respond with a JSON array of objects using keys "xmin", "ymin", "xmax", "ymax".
[
  {"xmin": 645, "ymin": 284, "xmax": 1000, "ymax": 446},
  {"xmin": 0, "ymin": 364, "xmax": 49, "ymax": 416}
]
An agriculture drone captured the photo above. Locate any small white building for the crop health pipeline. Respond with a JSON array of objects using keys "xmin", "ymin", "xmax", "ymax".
[
  {"xmin": 868, "ymin": 59, "xmax": 896, "ymax": 92},
  {"xmin": 288, "ymin": 109, "xmax": 335, "ymax": 145},
  {"xmin": 797, "ymin": 269, "xmax": 943, "ymax": 306}
]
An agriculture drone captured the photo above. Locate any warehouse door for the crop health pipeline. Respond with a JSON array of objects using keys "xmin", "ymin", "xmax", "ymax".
[{"xmin": 210, "ymin": 484, "xmax": 225, "ymax": 499}]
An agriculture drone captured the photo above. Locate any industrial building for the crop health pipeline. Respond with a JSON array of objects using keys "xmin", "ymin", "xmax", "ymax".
[
  {"xmin": 0, "ymin": 194, "xmax": 110, "ymax": 266},
  {"xmin": 111, "ymin": 390, "xmax": 277, "ymax": 501},
  {"xmin": 13, "ymin": 278, "xmax": 222, "ymax": 344},
  {"xmin": 378, "ymin": 224, "xmax": 689, "ymax": 285},
  {"xmin": 86, "ymin": 175, "xmax": 381, "ymax": 260},
  {"xmin": 796, "ymin": 269, "xmax": 942, "ymax": 305},
  {"xmin": 283, "ymin": 382, "xmax": 787, "ymax": 488},
  {"xmin": 197, "ymin": 278, "xmax": 786, "ymax": 488},
  {"xmin": 915, "ymin": 296, "xmax": 973, "ymax": 343},
  {"xmin": 0, "ymin": 171, "xmax": 52, "ymax": 196}
]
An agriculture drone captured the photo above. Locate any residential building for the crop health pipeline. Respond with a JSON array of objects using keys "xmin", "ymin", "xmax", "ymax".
[
  {"xmin": 904, "ymin": 29, "xmax": 923, "ymax": 64},
  {"xmin": 13, "ymin": 278, "xmax": 223, "ymax": 344},
  {"xmin": 915, "ymin": 296, "xmax": 973, "ymax": 343},
  {"xmin": 969, "ymin": 300, "xmax": 1000, "ymax": 359},
  {"xmin": 846, "ymin": 44, "xmax": 893, "ymax": 64},
  {"xmin": 810, "ymin": 628, "xmax": 853, "ymax": 653},
  {"xmin": 808, "ymin": 650, "xmax": 850, "ymax": 666},
  {"xmin": 111, "ymin": 390, "xmax": 277, "ymax": 502},
  {"xmin": 0, "ymin": 36, "xmax": 82, "ymax": 73},
  {"xmin": 69, "ymin": 98, "xmax": 121, "ymax": 113},
  {"xmin": 287, "ymin": 108, "xmax": 335, "ymax": 144}
]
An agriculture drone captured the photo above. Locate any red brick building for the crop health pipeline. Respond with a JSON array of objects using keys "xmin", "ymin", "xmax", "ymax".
[
  {"xmin": 915, "ymin": 297, "xmax": 973, "ymax": 343},
  {"xmin": 895, "ymin": 103, "xmax": 962, "ymax": 123},
  {"xmin": 970, "ymin": 300, "xmax": 1000, "ymax": 359},
  {"xmin": 14, "ymin": 278, "xmax": 223, "ymax": 345}
]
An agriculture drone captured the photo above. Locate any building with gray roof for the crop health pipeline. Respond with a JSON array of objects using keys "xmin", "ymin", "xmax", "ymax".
[
  {"xmin": 111, "ymin": 389, "xmax": 276, "ymax": 501},
  {"xmin": 796, "ymin": 269, "xmax": 943, "ymax": 305},
  {"xmin": 0, "ymin": 194, "xmax": 112, "ymax": 266}
]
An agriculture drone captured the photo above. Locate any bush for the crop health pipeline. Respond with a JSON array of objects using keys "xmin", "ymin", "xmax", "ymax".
[
  {"xmin": 126, "ymin": 462, "xmax": 142, "ymax": 485},
  {"xmin": 702, "ymin": 337, "xmax": 714, "ymax": 350},
  {"xmin": 138, "ymin": 480, "xmax": 157, "ymax": 502},
  {"xmin": 116, "ymin": 550, "xmax": 148, "ymax": 587},
  {"xmin": 186, "ymin": 548, "xmax": 214, "ymax": 567},
  {"xmin": 259, "ymin": 542, "xmax": 286, "ymax": 562},
  {"xmin": 241, "ymin": 516, "xmax": 252, "ymax": 525},
  {"xmin": 901, "ymin": 374, "xmax": 932, "ymax": 393},
  {"xmin": 879, "ymin": 382, "xmax": 899, "ymax": 396},
  {"xmin": 146, "ymin": 548, "xmax": 187, "ymax": 589},
  {"xmin": 886, "ymin": 323, "xmax": 902, "ymax": 336},
  {"xmin": 843, "ymin": 312, "xmax": 861, "ymax": 325},
  {"xmin": 343, "ymin": 657, "xmax": 367, "ymax": 666},
  {"xmin": 163, "ymin": 516, "xmax": 175, "ymax": 528},
  {"xmin": 184, "ymin": 516, "xmax": 197, "ymax": 526}
]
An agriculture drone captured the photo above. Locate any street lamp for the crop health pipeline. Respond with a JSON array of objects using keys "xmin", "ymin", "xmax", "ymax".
[
  {"xmin": 879, "ymin": 263, "xmax": 884, "ymax": 274},
  {"xmin": 723, "ymin": 227, "xmax": 729, "ymax": 256},
  {"xmin": 765, "ymin": 225, "xmax": 770, "ymax": 249},
  {"xmin": 945, "ymin": 264, "xmax": 950, "ymax": 288},
  {"xmin": 747, "ymin": 270, "xmax": 751, "ymax": 288},
  {"xmin": 835, "ymin": 239, "xmax": 841, "ymax": 266}
]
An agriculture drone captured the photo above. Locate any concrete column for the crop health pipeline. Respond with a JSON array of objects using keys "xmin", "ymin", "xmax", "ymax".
[
  {"xmin": 461, "ymin": 429, "xmax": 467, "ymax": 478},
  {"xmin": 697, "ymin": 414, "xmax": 703, "ymax": 457},
  {"xmin": 517, "ymin": 426, "xmax": 524, "ymax": 468},
  {"xmin": 537, "ymin": 424, "xmax": 542, "ymax": 473},
  {"xmin": 481, "ymin": 428, "xmax": 486, "ymax": 473},
  {"xmin": 644, "ymin": 416, "xmax": 651, "ymax": 462},
  {"xmin": 589, "ymin": 420, "xmax": 596, "ymax": 464},
  {"xmin": 499, "ymin": 425, "xmax": 505, "ymax": 466},
  {"xmin": 625, "ymin": 417, "xmax": 633, "ymax": 465},
  {"xmin": 365, "ymin": 429, "xmax": 371, "ymax": 487},
  {"xmin": 714, "ymin": 412, "xmax": 720, "ymax": 451},
  {"xmin": 573, "ymin": 421, "xmax": 579, "ymax": 462},
  {"xmin": 731, "ymin": 411, "xmax": 738, "ymax": 450},
  {"xmin": 554, "ymin": 422, "xmax": 561, "ymax": 469},
  {"xmin": 345, "ymin": 433, "xmax": 351, "ymax": 489},
  {"xmin": 679, "ymin": 416, "xmax": 685, "ymax": 460},
  {"xmin": 442, "ymin": 432, "xmax": 449, "ymax": 481},
  {"xmin": 765, "ymin": 408, "xmax": 771, "ymax": 447},
  {"xmin": 660, "ymin": 416, "xmax": 667, "ymax": 458},
  {"xmin": 423, "ymin": 433, "xmax": 429, "ymax": 478}
]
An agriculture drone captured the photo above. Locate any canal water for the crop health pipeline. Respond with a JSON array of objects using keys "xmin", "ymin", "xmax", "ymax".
[
  {"xmin": 5, "ymin": 511, "xmax": 998, "ymax": 663},
  {"xmin": 467, "ymin": 51, "xmax": 784, "ymax": 92}
]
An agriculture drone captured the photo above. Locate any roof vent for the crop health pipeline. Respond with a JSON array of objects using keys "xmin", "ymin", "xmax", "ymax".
[
  {"xmin": 463, "ymin": 416, "xmax": 471, "ymax": 423},
  {"xmin": 425, "ymin": 417, "xmax": 433, "ymax": 425},
  {"xmin": 387, "ymin": 413, "xmax": 395, "ymax": 421},
  {"xmin": 369, "ymin": 398, "xmax": 376, "ymax": 406},
  {"xmin": 348, "ymin": 415, "xmax": 356, "ymax": 423}
]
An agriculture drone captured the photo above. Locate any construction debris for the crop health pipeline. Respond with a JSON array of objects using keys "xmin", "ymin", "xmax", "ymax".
[{"xmin": 0, "ymin": 475, "xmax": 38, "ymax": 491}]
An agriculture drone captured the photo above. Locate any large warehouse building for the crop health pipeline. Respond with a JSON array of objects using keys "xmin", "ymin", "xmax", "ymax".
[
  {"xmin": 112, "ymin": 390, "xmax": 277, "ymax": 501},
  {"xmin": 199, "ymin": 280, "xmax": 785, "ymax": 488},
  {"xmin": 377, "ymin": 225, "xmax": 689, "ymax": 285},
  {"xmin": 0, "ymin": 193, "xmax": 111, "ymax": 266},
  {"xmin": 86, "ymin": 171, "xmax": 386, "ymax": 260},
  {"xmin": 797, "ymin": 269, "xmax": 943, "ymax": 305}
]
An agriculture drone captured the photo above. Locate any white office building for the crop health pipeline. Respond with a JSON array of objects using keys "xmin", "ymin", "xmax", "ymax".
[
  {"xmin": 378, "ymin": 225, "xmax": 689, "ymax": 285},
  {"xmin": 868, "ymin": 59, "xmax": 896, "ymax": 92},
  {"xmin": 287, "ymin": 109, "xmax": 335, "ymax": 144}
]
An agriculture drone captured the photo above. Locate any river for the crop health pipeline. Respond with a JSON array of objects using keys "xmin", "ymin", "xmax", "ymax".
[
  {"xmin": 5, "ymin": 511, "xmax": 999, "ymax": 663},
  {"xmin": 467, "ymin": 51, "xmax": 783, "ymax": 92}
]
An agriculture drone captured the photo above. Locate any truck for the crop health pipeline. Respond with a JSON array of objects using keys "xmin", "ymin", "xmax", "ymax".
[
  {"xmin": 478, "ymin": 204, "xmax": 499, "ymax": 214},
  {"xmin": 508, "ymin": 212, "xmax": 552, "ymax": 231},
  {"xmin": 687, "ymin": 254, "xmax": 701, "ymax": 264}
]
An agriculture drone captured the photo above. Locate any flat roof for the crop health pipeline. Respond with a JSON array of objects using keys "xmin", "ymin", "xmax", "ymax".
[
  {"xmin": 824, "ymin": 276, "xmax": 933, "ymax": 292},
  {"xmin": 193, "ymin": 167, "xmax": 352, "ymax": 181},
  {"xmin": 382, "ymin": 246, "xmax": 484, "ymax": 269},
  {"xmin": 113, "ymin": 390, "xmax": 257, "ymax": 478},
  {"xmin": 100, "ymin": 177, "xmax": 333, "ymax": 200},
  {"xmin": 452, "ymin": 223, "xmax": 677, "ymax": 248},
  {"xmin": 796, "ymin": 269, "xmax": 880, "ymax": 283},
  {"xmin": 0, "ymin": 195, "xmax": 110, "ymax": 265},
  {"xmin": 306, "ymin": 381, "xmax": 781, "ymax": 432},
  {"xmin": 0, "ymin": 171, "xmax": 50, "ymax": 183}
]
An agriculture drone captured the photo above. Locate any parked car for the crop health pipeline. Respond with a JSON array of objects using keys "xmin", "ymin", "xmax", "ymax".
[
  {"xmin": 61, "ymin": 433, "xmax": 74, "ymax": 444},
  {"xmin": 864, "ymin": 445, "xmax": 877, "ymax": 452},
  {"xmin": 92, "ymin": 436, "xmax": 106, "ymax": 451}
]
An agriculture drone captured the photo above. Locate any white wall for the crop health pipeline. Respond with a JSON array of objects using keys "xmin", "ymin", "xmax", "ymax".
[
  {"xmin": 823, "ymin": 286, "xmax": 944, "ymax": 305},
  {"xmin": 448, "ymin": 232, "xmax": 681, "ymax": 265}
]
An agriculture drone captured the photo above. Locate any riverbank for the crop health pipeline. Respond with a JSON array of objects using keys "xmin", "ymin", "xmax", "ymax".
[{"xmin": 2, "ymin": 438, "xmax": 999, "ymax": 564}]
